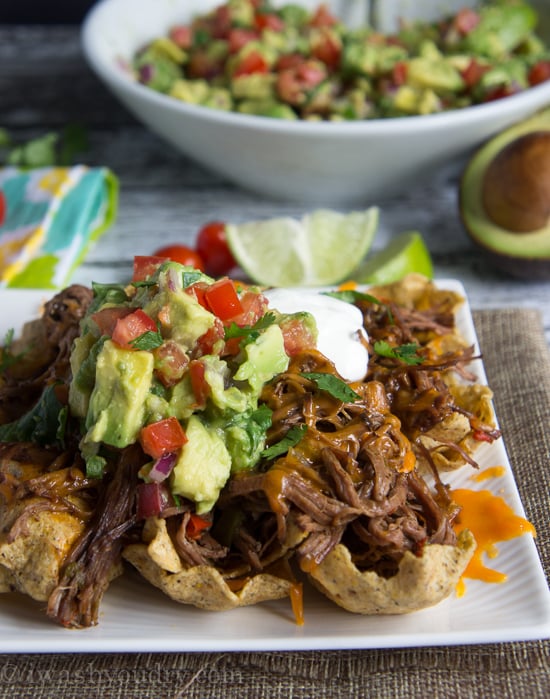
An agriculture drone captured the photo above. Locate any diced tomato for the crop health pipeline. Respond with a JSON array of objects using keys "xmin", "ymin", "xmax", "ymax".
[
  {"xmin": 204, "ymin": 278, "xmax": 244, "ymax": 321},
  {"xmin": 186, "ymin": 513, "xmax": 211, "ymax": 539},
  {"xmin": 460, "ymin": 58, "xmax": 488, "ymax": 88},
  {"xmin": 392, "ymin": 61, "xmax": 408, "ymax": 86},
  {"xmin": 139, "ymin": 416, "xmax": 187, "ymax": 460},
  {"xmin": 153, "ymin": 340, "xmax": 189, "ymax": 387},
  {"xmin": 133, "ymin": 255, "xmax": 169, "ymax": 282},
  {"xmin": 195, "ymin": 221, "xmax": 236, "ymax": 277},
  {"xmin": 275, "ymin": 53, "xmax": 306, "ymax": 72},
  {"xmin": 184, "ymin": 281, "xmax": 210, "ymax": 310},
  {"xmin": 136, "ymin": 482, "xmax": 173, "ymax": 520},
  {"xmin": 472, "ymin": 429, "xmax": 494, "ymax": 443},
  {"xmin": 276, "ymin": 61, "xmax": 327, "ymax": 105},
  {"xmin": 483, "ymin": 84, "xmax": 517, "ymax": 102},
  {"xmin": 222, "ymin": 336, "xmax": 243, "ymax": 357},
  {"xmin": 453, "ymin": 8, "xmax": 480, "ymax": 35},
  {"xmin": 528, "ymin": 60, "xmax": 550, "ymax": 86},
  {"xmin": 279, "ymin": 316, "xmax": 317, "ymax": 356},
  {"xmin": 228, "ymin": 28, "xmax": 259, "ymax": 53},
  {"xmin": 227, "ymin": 290, "xmax": 268, "ymax": 327},
  {"xmin": 189, "ymin": 359, "xmax": 209, "ymax": 407},
  {"xmin": 194, "ymin": 318, "xmax": 225, "ymax": 357},
  {"xmin": 310, "ymin": 29, "xmax": 342, "ymax": 71},
  {"xmin": 152, "ymin": 244, "xmax": 205, "ymax": 270},
  {"xmin": 111, "ymin": 309, "xmax": 158, "ymax": 349},
  {"xmin": 255, "ymin": 12, "xmax": 285, "ymax": 32},
  {"xmin": 309, "ymin": 4, "xmax": 338, "ymax": 27},
  {"xmin": 169, "ymin": 24, "xmax": 193, "ymax": 49},
  {"xmin": 187, "ymin": 50, "xmax": 225, "ymax": 80},
  {"xmin": 0, "ymin": 190, "xmax": 6, "ymax": 226},
  {"xmin": 233, "ymin": 50, "xmax": 269, "ymax": 77},
  {"xmin": 91, "ymin": 306, "xmax": 133, "ymax": 337}
]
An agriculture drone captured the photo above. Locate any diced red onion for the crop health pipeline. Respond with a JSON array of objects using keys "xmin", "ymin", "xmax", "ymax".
[
  {"xmin": 136, "ymin": 482, "xmax": 173, "ymax": 520},
  {"xmin": 139, "ymin": 64, "xmax": 155, "ymax": 84},
  {"xmin": 148, "ymin": 452, "xmax": 178, "ymax": 483},
  {"xmin": 164, "ymin": 266, "xmax": 183, "ymax": 292}
]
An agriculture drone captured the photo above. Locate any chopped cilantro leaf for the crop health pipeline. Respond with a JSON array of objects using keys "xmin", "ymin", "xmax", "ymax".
[
  {"xmin": 129, "ymin": 326, "xmax": 163, "ymax": 351},
  {"xmin": 261, "ymin": 424, "xmax": 307, "ymax": 460},
  {"xmin": 323, "ymin": 290, "xmax": 394, "ymax": 324},
  {"xmin": 182, "ymin": 271, "xmax": 204, "ymax": 287},
  {"xmin": 324, "ymin": 290, "xmax": 383, "ymax": 305},
  {"xmin": 374, "ymin": 340, "xmax": 424, "ymax": 365},
  {"xmin": 0, "ymin": 384, "xmax": 67, "ymax": 447},
  {"xmin": 224, "ymin": 311, "xmax": 277, "ymax": 347},
  {"xmin": 301, "ymin": 372, "xmax": 362, "ymax": 402}
]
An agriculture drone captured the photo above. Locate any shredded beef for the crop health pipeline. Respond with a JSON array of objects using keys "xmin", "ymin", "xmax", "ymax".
[
  {"xmin": 0, "ymin": 284, "xmax": 92, "ymax": 424},
  {"xmin": 47, "ymin": 445, "xmax": 142, "ymax": 628}
]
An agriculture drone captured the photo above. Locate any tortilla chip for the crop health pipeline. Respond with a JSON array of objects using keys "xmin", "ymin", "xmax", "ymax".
[
  {"xmin": 123, "ymin": 542, "xmax": 294, "ymax": 611},
  {"xmin": 416, "ymin": 384, "xmax": 497, "ymax": 471},
  {"xmin": 368, "ymin": 274, "xmax": 464, "ymax": 315},
  {"xmin": 0, "ymin": 506, "xmax": 84, "ymax": 601},
  {"xmin": 451, "ymin": 383, "xmax": 496, "ymax": 427},
  {"xmin": 307, "ymin": 530, "xmax": 475, "ymax": 615},
  {"xmin": 123, "ymin": 516, "xmax": 306, "ymax": 611}
]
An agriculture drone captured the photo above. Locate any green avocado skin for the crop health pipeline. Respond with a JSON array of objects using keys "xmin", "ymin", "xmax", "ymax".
[{"xmin": 459, "ymin": 107, "xmax": 550, "ymax": 279}]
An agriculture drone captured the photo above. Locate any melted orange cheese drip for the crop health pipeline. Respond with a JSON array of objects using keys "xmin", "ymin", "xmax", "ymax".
[
  {"xmin": 452, "ymin": 487, "xmax": 536, "ymax": 596},
  {"xmin": 471, "ymin": 465, "xmax": 506, "ymax": 482},
  {"xmin": 290, "ymin": 582, "xmax": 305, "ymax": 626}
]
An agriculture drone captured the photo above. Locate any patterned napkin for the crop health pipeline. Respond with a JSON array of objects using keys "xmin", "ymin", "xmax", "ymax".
[{"xmin": 0, "ymin": 165, "xmax": 118, "ymax": 288}]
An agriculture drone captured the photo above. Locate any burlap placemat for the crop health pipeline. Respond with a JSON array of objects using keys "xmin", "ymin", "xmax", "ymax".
[{"xmin": 0, "ymin": 309, "xmax": 548, "ymax": 699}]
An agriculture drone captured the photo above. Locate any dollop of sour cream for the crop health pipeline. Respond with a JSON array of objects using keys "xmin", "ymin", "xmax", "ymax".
[{"xmin": 264, "ymin": 289, "xmax": 369, "ymax": 382}]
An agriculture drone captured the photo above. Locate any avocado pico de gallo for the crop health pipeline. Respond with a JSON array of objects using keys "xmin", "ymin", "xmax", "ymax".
[
  {"xmin": 69, "ymin": 256, "xmax": 317, "ymax": 516},
  {"xmin": 131, "ymin": 0, "xmax": 550, "ymax": 120}
]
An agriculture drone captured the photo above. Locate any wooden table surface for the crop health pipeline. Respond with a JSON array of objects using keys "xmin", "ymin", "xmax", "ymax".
[{"xmin": 2, "ymin": 24, "xmax": 550, "ymax": 345}]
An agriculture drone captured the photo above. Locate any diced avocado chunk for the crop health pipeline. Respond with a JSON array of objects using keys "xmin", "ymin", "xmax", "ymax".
[
  {"xmin": 407, "ymin": 57, "xmax": 465, "ymax": 92},
  {"xmin": 224, "ymin": 405, "xmax": 272, "ymax": 473},
  {"xmin": 143, "ymin": 287, "xmax": 215, "ymax": 351},
  {"xmin": 393, "ymin": 85, "xmax": 442, "ymax": 115},
  {"xmin": 237, "ymin": 99, "xmax": 298, "ymax": 119},
  {"xmin": 170, "ymin": 79, "xmax": 210, "ymax": 104},
  {"xmin": 168, "ymin": 375, "xmax": 197, "ymax": 421},
  {"xmin": 202, "ymin": 355, "xmax": 251, "ymax": 412},
  {"xmin": 202, "ymin": 88, "xmax": 233, "ymax": 111},
  {"xmin": 231, "ymin": 73, "xmax": 276, "ymax": 100},
  {"xmin": 463, "ymin": 3, "xmax": 537, "ymax": 58},
  {"xmin": 233, "ymin": 324, "xmax": 289, "ymax": 392},
  {"xmin": 135, "ymin": 47, "xmax": 182, "ymax": 93},
  {"xmin": 148, "ymin": 37, "xmax": 187, "ymax": 65},
  {"xmin": 69, "ymin": 332, "xmax": 103, "ymax": 419},
  {"xmin": 170, "ymin": 415, "xmax": 232, "ymax": 513},
  {"xmin": 85, "ymin": 340, "xmax": 154, "ymax": 448}
]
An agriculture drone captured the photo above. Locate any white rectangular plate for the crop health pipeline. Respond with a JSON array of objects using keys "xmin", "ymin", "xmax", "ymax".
[{"xmin": 0, "ymin": 282, "xmax": 549, "ymax": 653}]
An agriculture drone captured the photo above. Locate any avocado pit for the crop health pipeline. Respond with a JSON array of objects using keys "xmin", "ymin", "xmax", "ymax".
[
  {"xmin": 481, "ymin": 131, "xmax": 550, "ymax": 233},
  {"xmin": 459, "ymin": 107, "xmax": 550, "ymax": 279}
]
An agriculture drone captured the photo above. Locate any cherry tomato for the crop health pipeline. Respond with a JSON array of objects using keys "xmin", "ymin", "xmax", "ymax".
[
  {"xmin": 153, "ymin": 245, "xmax": 205, "ymax": 271},
  {"xmin": 195, "ymin": 221, "xmax": 236, "ymax": 277},
  {"xmin": 0, "ymin": 190, "xmax": 6, "ymax": 226}
]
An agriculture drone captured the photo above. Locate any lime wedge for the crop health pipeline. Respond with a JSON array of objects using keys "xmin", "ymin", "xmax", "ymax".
[
  {"xmin": 225, "ymin": 207, "xmax": 379, "ymax": 287},
  {"xmin": 352, "ymin": 231, "xmax": 433, "ymax": 284}
]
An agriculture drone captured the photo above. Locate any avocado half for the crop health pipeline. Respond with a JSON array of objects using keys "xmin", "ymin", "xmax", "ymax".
[{"xmin": 460, "ymin": 108, "xmax": 550, "ymax": 279}]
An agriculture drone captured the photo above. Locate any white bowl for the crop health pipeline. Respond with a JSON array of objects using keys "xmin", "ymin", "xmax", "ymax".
[{"xmin": 82, "ymin": 0, "xmax": 550, "ymax": 205}]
